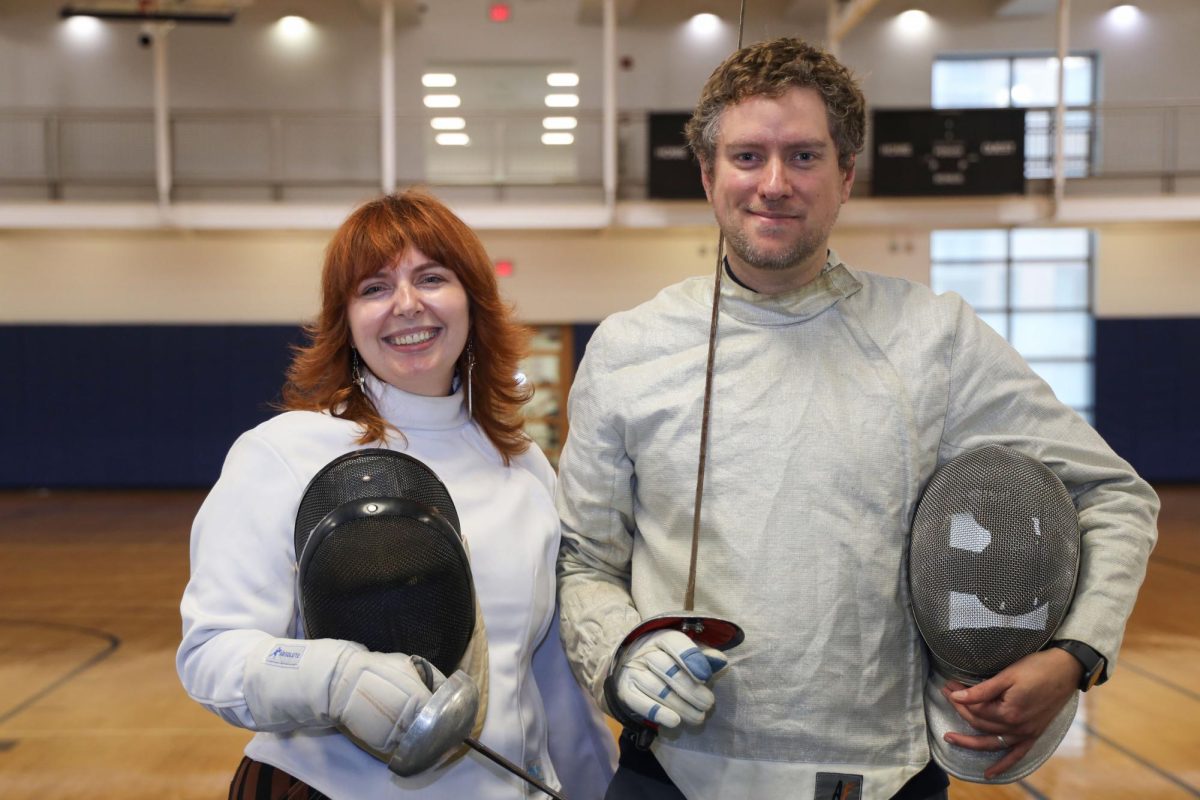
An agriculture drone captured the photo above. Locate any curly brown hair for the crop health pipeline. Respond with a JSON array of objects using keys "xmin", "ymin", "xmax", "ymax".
[
  {"xmin": 685, "ymin": 36, "xmax": 865, "ymax": 175},
  {"xmin": 281, "ymin": 189, "xmax": 532, "ymax": 463}
]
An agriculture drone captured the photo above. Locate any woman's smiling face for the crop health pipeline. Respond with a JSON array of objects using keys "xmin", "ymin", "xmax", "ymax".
[{"xmin": 347, "ymin": 245, "xmax": 469, "ymax": 397}]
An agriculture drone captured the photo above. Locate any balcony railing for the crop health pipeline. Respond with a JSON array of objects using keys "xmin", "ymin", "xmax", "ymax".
[{"xmin": 1, "ymin": 103, "xmax": 1198, "ymax": 202}]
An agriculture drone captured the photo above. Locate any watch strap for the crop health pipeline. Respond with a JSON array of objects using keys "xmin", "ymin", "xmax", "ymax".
[{"xmin": 1048, "ymin": 639, "xmax": 1106, "ymax": 691}]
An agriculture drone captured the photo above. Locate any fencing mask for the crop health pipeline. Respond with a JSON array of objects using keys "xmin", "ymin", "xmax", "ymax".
[
  {"xmin": 295, "ymin": 448, "xmax": 490, "ymax": 769},
  {"xmin": 910, "ymin": 445, "xmax": 1081, "ymax": 783}
]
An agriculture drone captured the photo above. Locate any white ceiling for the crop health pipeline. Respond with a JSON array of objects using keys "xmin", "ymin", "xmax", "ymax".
[
  {"xmin": 575, "ymin": 0, "xmax": 1062, "ymax": 25},
  {"xmin": 50, "ymin": 0, "xmax": 1063, "ymax": 28},
  {"xmin": 576, "ymin": 0, "xmax": 832, "ymax": 25}
]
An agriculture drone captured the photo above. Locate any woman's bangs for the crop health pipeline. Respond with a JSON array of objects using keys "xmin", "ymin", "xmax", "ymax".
[{"xmin": 341, "ymin": 218, "xmax": 409, "ymax": 298}]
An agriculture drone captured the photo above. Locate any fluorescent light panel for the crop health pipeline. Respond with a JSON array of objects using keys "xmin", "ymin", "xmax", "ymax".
[
  {"xmin": 542, "ymin": 116, "xmax": 577, "ymax": 130},
  {"xmin": 430, "ymin": 117, "xmax": 466, "ymax": 130},
  {"xmin": 544, "ymin": 94, "xmax": 579, "ymax": 108},
  {"xmin": 423, "ymin": 94, "xmax": 462, "ymax": 108},
  {"xmin": 436, "ymin": 132, "xmax": 470, "ymax": 146},
  {"xmin": 422, "ymin": 73, "xmax": 457, "ymax": 88},
  {"xmin": 541, "ymin": 132, "xmax": 574, "ymax": 146},
  {"xmin": 547, "ymin": 72, "xmax": 579, "ymax": 87}
]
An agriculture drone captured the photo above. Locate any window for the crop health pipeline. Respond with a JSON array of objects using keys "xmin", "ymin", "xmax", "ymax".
[
  {"xmin": 931, "ymin": 228, "xmax": 1094, "ymax": 422},
  {"xmin": 932, "ymin": 54, "xmax": 1096, "ymax": 179}
]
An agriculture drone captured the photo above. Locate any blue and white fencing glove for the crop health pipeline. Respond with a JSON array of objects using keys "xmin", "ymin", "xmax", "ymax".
[{"xmin": 610, "ymin": 629, "xmax": 729, "ymax": 729}]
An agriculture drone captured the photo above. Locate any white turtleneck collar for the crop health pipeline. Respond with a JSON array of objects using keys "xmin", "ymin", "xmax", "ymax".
[{"xmin": 361, "ymin": 372, "xmax": 469, "ymax": 432}]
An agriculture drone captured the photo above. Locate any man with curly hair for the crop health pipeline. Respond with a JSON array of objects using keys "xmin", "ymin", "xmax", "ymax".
[{"xmin": 556, "ymin": 37, "xmax": 1157, "ymax": 800}]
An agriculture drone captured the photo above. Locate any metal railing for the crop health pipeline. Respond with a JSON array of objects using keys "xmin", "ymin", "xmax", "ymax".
[{"xmin": 1, "ymin": 103, "xmax": 1197, "ymax": 201}]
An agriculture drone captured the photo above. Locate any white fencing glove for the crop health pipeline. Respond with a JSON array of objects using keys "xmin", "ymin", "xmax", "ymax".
[
  {"xmin": 243, "ymin": 637, "xmax": 443, "ymax": 753},
  {"xmin": 610, "ymin": 629, "xmax": 729, "ymax": 729}
]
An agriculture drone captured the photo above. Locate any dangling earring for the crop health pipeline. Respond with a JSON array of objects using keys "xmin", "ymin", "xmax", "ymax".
[
  {"xmin": 350, "ymin": 347, "xmax": 365, "ymax": 391},
  {"xmin": 465, "ymin": 340, "xmax": 475, "ymax": 418}
]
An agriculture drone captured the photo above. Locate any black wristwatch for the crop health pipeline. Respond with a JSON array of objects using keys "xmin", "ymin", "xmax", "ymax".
[{"xmin": 1047, "ymin": 639, "xmax": 1107, "ymax": 691}]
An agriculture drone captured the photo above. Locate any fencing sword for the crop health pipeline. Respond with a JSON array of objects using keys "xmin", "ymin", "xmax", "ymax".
[{"xmin": 611, "ymin": 0, "xmax": 750, "ymax": 750}]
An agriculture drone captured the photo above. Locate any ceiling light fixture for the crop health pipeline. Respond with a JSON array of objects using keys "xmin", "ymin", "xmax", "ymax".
[
  {"xmin": 1108, "ymin": 4, "xmax": 1140, "ymax": 27},
  {"xmin": 423, "ymin": 94, "xmax": 462, "ymax": 108},
  {"xmin": 896, "ymin": 9, "xmax": 931, "ymax": 33},
  {"xmin": 276, "ymin": 15, "xmax": 312, "ymax": 40},
  {"xmin": 687, "ymin": 13, "xmax": 720, "ymax": 36},
  {"xmin": 61, "ymin": 14, "xmax": 102, "ymax": 41},
  {"xmin": 544, "ymin": 94, "xmax": 579, "ymax": 108}
]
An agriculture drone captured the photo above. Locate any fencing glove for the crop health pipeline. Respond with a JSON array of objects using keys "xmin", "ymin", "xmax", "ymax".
[
  {"xmin": 610, "ymin": 629, "xmax": 729, "ymax": 729},
  {"xmin": 243, "ymin": 637, "xmax": 453, "ymax": 755}
]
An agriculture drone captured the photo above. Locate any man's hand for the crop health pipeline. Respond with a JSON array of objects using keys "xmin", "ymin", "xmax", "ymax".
[
  {"xmin": 611, "ymin": 629, "xmax": 729, "ymax": 729},
  {"xmin": 941, "ymin": 647, "xmax": 1083, "ymax": 779}
]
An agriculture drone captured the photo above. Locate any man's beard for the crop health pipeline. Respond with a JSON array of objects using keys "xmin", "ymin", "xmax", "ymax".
[{"xmin": 723, "ymin": 223, "xmax": 825, "ymax": 272}]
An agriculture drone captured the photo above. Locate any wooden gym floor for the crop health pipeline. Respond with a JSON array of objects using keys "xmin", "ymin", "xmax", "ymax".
[{"xmin": 0, "ymin": 486, "xmax": 1197, "ymax": 799}]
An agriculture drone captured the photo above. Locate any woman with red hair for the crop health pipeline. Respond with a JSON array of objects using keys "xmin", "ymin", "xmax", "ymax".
[{"xmin": 177, "ymin": 189, "xmax": 616, "ymax": 800}]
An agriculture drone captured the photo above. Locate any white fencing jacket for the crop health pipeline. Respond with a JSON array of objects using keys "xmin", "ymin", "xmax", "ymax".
[
  {"xmin": 179, "ymin": 375, "xmax": 616, "ymax": 799},
  {"xmin": 556, "ymin": 252, "xmax": 1158, "ymax": 800}
]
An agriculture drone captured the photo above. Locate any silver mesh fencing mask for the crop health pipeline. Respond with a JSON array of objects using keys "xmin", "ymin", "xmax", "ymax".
[
  {"xmin": 910, "ymin": 445, "xmax": 1080, "ymax": 783},
  {"xmin": 295, "ymin": 449, "xmax": 490, "ymax": 761}
]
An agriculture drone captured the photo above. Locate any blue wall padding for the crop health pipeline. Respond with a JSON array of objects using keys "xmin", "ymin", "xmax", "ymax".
[
  {"xmin": 0, "ymin": 325, "xmax": 304, "ymax": 488},
  {"xmin": 572, "ymin": 323, "xmax": 597, "ymax": 372},
  {"xmin": 1094, "ymin": 317, "xmax": 1200, "ymax": 483},
  {"xmin": 1, "ymin": 320, "xmax": 1194, "ymax": 487}
]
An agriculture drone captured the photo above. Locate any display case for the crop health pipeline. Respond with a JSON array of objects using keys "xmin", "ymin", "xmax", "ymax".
[{"xmin": 519, "ymin": 325, "xmax": 574, "ymax": 469}]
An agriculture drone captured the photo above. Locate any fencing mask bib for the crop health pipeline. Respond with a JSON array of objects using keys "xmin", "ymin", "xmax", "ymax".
[
  {"xmin": 294, "ymin": 448, "xmax": 490, "ymax": 763},
  {"xmin": 910, "ymin": 445, "xmax": 1081, "ymax": 783}
]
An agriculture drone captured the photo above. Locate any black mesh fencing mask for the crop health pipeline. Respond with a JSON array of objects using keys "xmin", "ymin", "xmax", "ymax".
[
  {"xmin": 910, "ymin": 445, "xmax": 1080, "ymax": 783},
  {"xmin": 295, "ymin": 448, "xmax": 490, "ymax": 760}
]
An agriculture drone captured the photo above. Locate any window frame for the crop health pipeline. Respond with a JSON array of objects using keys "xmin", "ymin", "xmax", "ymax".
[
  {"xmin": 932, "ymin": 52, "xmax": 1099, "ymax": 179},
  {"xmin": 930, "ymin": 228, "xmax": 1096, "ymax": 421}
]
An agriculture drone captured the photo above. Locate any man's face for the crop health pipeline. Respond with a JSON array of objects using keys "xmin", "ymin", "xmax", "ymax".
[{"xmin": 701, "ymin": 86, "xmax": 855, "ymax": 291}]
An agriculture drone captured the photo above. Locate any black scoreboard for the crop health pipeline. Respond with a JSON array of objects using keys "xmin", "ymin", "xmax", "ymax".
[
  {"xmin": 871, "ymin": 108, "xmax": 1025, "ymax": 197},
  {"xmin": 647, "ymin": 111, "xmax": 707, "ymax": 200}
]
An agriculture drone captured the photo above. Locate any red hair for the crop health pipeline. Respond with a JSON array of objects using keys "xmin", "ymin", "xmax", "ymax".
[{"xmin": 281, "ymin": 189, "xmax": 532, "ymax": 463}]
